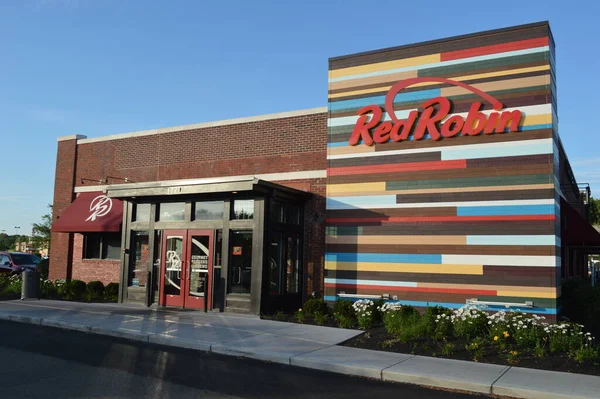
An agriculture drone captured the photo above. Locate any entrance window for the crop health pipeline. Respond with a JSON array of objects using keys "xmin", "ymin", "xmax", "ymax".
[
  {"xmin": 83, "ymin": 233, "xmax": 121, "ymax": 260},
  {"xmin": 232, "ymin": 200, "xmax": 254, "ymax": 220},
  {"xmin": 268, "ymin": 232, "xmax": 300, "ymax": 294},
  {"xmin": 285, "ymin": 236, "xmax": 300, "ymax": 293},
  {"xmin": 269, "ymin": 233, "xmax": 282, "ymax": 294},
  {"xmin": 163, "ymin": 235, "xmax": 183, "ymax": 296},
  {"xmin": 194, "ymin": 201, "xmax": 224, "ymax": 221},
  {"xmin": 189, "ymin": 235, "xmax": 210, "ymax": 297},
  {"xmin": 130, "ymin": 231, "xmax": 149, "ymax": 287},
  {"xmin": 158, "ymin": 202, "xmax": 185, "ymax": 221},
  {"xmin": 134, "ymin": 204, "xmax": 151, "ymax": 222},
  {"xmin": 229, "ymin": 231, "xmax": 252, "ymax": 294}
]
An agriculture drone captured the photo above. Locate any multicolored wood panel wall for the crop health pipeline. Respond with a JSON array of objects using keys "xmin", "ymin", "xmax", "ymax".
[{"xmin": 325, "ymin": 22, "xmax": 560, "ymax": 316}]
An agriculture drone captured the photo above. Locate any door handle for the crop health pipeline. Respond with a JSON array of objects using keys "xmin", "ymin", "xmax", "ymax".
[{"xmin": 237, "ymin": 267, "xmax": 242, "ymax": 284}]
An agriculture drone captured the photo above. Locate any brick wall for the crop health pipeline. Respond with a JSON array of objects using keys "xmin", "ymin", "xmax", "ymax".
[
  {"xmin": 51, "ymin": 111, "xmax": 328, "ymax": 296},
  {"xmin": 71, "ymin": 234, "xmax": 120, "ymax": 284}
]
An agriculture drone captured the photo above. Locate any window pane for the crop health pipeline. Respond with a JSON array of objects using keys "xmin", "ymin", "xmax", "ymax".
[
  {"xmin": 194, "ymin": 201, "xmax": 224, "ymax": 220},
  {"xmin": 285, "ymin": 236, "xmax": 300, "ymax": 293},
  {"xmin": 270, "ymin": 201, "xmax": 283, "ymax": 223},
  {"xmin": 102, "ymin": 233, "xmax": 121, "ymax": 260},
  {"xmin": 84, "ymin": 234, "xmax": 101, "ymax": 259},
  {"xmin": 269, "ymin": 233, "xmax": 282, "ymax": 295},
  {"xmin": 159, "ymin": 202, "xmax": 185, "ymax": 221},
  {"xmin": 134, "ymin": 204, "xmax": 151, "ymax": 222},
  {"xmin": 233, "ymin": 200, "xmax": 254, "ymax": 220},
  {"xmin": 284, "ymin": 204, "xmax": 300, "ymax": 225},
  {"xmin": 130, "ymin": 231, "xmax": 149, "ymax": 287}
]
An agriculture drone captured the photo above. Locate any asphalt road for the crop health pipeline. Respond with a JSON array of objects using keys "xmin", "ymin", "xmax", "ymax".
[{"xmin": 0, "ymin": 320, "xmax": 487, "ymax": 398}]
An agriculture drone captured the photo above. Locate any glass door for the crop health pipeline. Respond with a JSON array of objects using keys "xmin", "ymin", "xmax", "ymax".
[
  {"xmin": 229, "ymin": 231, "xmax": 252, "ymax": 294},
  {"xmin": 160, "ymin": 230, "xmax": 186, "ymax": 307},
  {"xmin": 184, "ymin": 230, "xmax": 213, "ymax": 309}
]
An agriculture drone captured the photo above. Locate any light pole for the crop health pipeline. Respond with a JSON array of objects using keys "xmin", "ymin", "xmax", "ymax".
[{"xmin": 15, "ymin": 226, "xmax": 20, "ymax": 236}]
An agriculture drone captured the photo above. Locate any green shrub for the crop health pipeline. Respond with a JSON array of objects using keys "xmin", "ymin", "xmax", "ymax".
[
  {"xmin": 0, "ymin": 274, "xmax": 21, "ymax": 296},
  {"xmin": 372, "ymin": 298, "xmax": 385, "ymax": 323},
  {"xmin": 65, "ymin": 280, "xmax": 87, "ymax": 301},
  {"xmin": 303, "ymin": 298, "xmax": 329, "ymax": 317},
  {"xmin": 294, "ymin": 309, "xmax": 305, "ymax": 323},
  {"xmin": 571, "ymin": 344, "xmax": 599, "ymax": 364},
  {"xmin": 465, "ymin": 336, "xmax": 487, "ymax": 361},
  {"xmin": 40, "ymin": 280, "xmax": 58, "ymax": 298},
  {"xmin": 352, "ymin": 299, "xmax": 376, "ymax": 329},
  {"xmin": 273, "ymin": 311, "xmax": 286, "ymax": 322},
  {"xmin": 55, "ymin": 279, "xmax": 68, "ymax": 298},
  {"xmin": 37, "ymin": 259, "xmax": 49, "ymax": 280},
  {"xmin": 86, "ymin": 281, "xmax": 105, "ymax": 302},
  {"xmin": 333, "ymin": 299, "xmax": 356, "ymax": 328},
  {"xmin": 313, "ymin": 311, "xmax": 329, "ymax": 326},
  {"xmin": 452, "ymin": 306, "xmax": 488, "ymax": 339},
  {"xmin": 105, "ymin": 282, "xmax": 119, "ymax": 302}
]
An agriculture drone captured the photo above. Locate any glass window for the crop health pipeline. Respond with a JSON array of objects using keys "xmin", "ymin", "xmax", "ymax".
[
  {"xmin": 269, "ymin": 233, "xmax": 282, "ymax": 295},
  {"xmin": 270, "ymin": 201, "xmax": 283, "ymax": 223},
  {"xmin": 159, "ymin": 202, "xmax": 185, "ymax": 221},
  {"xmin": 84, "ymin": 233, "xmax": 121, "ymax": 260},
  {"xmin": 134, "ymin": 204, "xmax": 151, "ymax": 222},
  {"xmin": 130, "ymin": 231, "xmax": 149, "ymax": 287},
  {"xmin": 10, "ymin": 254, "xmax": 40, "ymax": 265},
  {"xmin": 232, "ymin": 200, "xmax": 254, "ymax": 220},
  {"xmin": 284, "ymin": 204, "xmax": 300, "ymax": 225},
  {"xmin": 194, "ymin": 201, "xmax": 224, "ymax": 220},
  {"xmin": 286, "ymin": 236, "xmax": 300, "ymax": 293}
]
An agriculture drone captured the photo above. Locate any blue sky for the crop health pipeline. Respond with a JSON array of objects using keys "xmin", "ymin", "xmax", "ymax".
[{"xmin": 1, "ymin": 0, "xmax": 599, "ymax": 234}]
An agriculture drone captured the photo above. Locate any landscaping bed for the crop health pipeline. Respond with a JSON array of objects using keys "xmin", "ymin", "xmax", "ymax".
[{"xmin": 262, "ymin": 291, "xmax": 600, "ymax": 376}]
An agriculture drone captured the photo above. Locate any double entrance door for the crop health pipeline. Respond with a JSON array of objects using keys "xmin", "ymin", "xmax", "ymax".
[{"xmin": 159, "ymin": 230, "xmax": 213, "ymax": 309}]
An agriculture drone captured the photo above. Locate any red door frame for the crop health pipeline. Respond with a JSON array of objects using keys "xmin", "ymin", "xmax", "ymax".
[{"xmin": 159, "ymin": 229, "xmax": 213, "ymax": 309}]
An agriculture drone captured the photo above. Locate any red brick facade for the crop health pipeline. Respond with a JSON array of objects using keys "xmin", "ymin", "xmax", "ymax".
[{"xmin": 51, "ymin": 111, "xmax": 328, "ymax": 296}]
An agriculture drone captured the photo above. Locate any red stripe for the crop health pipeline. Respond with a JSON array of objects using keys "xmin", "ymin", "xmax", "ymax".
[
  {"xmin": 328, "ymin": 160, "xmax": 467, "ymax": 177},
  {"xmin": 441, "ymin": 37, "xmax": 550, "ymax": 62},
  {"xmin": 325, "ymin": 283, "xmax": 497, "ymax": 296},
  {"xmin": 326, "ymin": 214, "xmax": 555, "ymax": 224}
]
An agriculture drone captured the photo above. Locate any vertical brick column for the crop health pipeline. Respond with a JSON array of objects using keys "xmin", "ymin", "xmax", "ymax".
[{"xmin": 49, "ymin": 135, "xmax": 86, "ymax": 281}]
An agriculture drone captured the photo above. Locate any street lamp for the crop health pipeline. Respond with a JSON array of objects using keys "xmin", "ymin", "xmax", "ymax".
[{"xmin": 15, "ymin": 226, "xmax": 20, "ymax": 236}]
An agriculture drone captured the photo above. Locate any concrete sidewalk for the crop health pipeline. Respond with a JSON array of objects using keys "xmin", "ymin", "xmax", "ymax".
[{"xmin": 1, "ymin": 300, "xmax": 599, "ymax": 399}]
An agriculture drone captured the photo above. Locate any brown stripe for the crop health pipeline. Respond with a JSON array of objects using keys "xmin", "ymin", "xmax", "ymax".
[
  {"xmin": 328, "ymin": 151, "xmax": 441, "ymax": 167},
  {"xmin": 354, "ymin": 221, "xmax": 555, "ymax": 235},
  {"xmin": 324, "ymin": 287, "xmax": 485, "ymax": 304},
  {"xmin": 330, "ymin": 88, "xmax": 550, "ymax": 118},
  {"xmin": 325, "ymin": 244, "xmax": 557, "ymax": 256},
  {"xmin": 395, "ymin": 188, "xmax": 554, "ymax": 204},
  {"xmin": 328, "ymin": 69, "xmax": 550, "ymax": 97},
  {"xmin": 328, "ymin": 163, "xmax": 553, "ymax": 185},
  {"xmin": 466, "ymin": 154, "xmax": 552, "ymax": 168},
  {"xmin": 330, "ymin": 24, "xmax": 549, "ymax": 69},
  {"xmin": 325, "ymin": 268, "xmax": 556, "ymax": 287},
  {"xmin": 327, "ymin": 207, "xmax": 457, "ymax": 218}
]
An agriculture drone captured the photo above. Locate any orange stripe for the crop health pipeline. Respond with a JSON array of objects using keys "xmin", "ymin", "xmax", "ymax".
[
  {"xmin": 328, "ymin": 160, "xmax": 467, "ymax": 177},
  {"xmin": 326, "ymin": 215, "xmax": 555, "ymax": 224},
  {"xmin": 441, "ymin": 37, "xmax": 550, "ymax": 61},
  {"xmin": 325, "ymin": 283, "xmax": 497, "ymax": 296}
]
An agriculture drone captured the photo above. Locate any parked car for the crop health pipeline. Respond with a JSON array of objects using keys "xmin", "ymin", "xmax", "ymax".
[{"xmin": 0, "ymin": 252, "xmax": 41, "ymax": 274}]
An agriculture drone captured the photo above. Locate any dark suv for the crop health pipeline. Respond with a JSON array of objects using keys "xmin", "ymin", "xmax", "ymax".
[{"xmin": 0, "ymin": 252, "xmax": 41, "ymax": 274}]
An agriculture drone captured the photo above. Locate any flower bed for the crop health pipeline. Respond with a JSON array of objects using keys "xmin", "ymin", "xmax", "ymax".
[{"xmin": 262, "ymin": 298, "xmax": 600, "ymax": 376}]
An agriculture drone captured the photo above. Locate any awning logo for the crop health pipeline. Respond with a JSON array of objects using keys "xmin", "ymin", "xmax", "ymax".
[
  {"xmin": 86, "ymin": 195, "xmax": 113, "ymax": 222},
  {"xmin": 349, "ymin": 77, "xmax": 524, "ymax": 146}
]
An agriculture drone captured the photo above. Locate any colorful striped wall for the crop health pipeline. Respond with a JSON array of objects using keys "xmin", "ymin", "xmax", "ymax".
[{"xmin": 325, "ymin": 22, "xmax": 559, "ymax": 316}]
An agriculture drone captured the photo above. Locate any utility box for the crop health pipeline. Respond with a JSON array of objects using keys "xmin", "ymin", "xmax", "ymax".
[{"xmin": 21, "ymin": 270, "xmax": 40, "ymax": 300}]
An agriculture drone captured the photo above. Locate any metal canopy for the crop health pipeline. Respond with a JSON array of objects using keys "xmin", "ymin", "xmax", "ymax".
[{"xmin": 104, "ymin": 177, "xmax": 311, "ymax": 200}]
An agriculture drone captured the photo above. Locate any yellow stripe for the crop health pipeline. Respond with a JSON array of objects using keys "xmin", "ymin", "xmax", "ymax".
[
  {"xmin": 497, "ymin": 290, "xmax": 558, "ymax": 299},
  {"xmin": 326, "ymin": 235, "xmax": 467, "ymax": 245},
  {"xmin": 329, "ymin": 54, "xmax": 441, "ymax": 79},
  {"xmin": 329, "ymin": 65, "xmax": 550, "ymax": 99},
  {"xmin": 325, "ymin": 261, "xmax": 483, "ymax": 275},
  {"xmin": 329, "ymin": 70, "xmax": 418, "ymax": 92},
  {"xmin": 326, "ymin": 183, "xmax": 554, "ymax": 197},
  {"xmin": 419, "ymin": 282, "xmax": 556, "ymax": 294}
]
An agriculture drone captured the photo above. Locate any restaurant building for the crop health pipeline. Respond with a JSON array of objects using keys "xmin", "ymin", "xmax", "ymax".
[{"xmin": 50, "ymin": 22, "xmax": 600, "ymax": 318}]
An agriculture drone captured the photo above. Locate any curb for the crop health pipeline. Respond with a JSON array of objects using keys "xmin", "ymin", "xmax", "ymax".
[{"xmin": 3, "ymin": 315, "xmax": 599, "ymax": 399}]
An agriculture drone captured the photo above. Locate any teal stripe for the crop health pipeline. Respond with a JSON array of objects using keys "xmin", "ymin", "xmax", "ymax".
[
  {"xmin": 329, "ymin": 88, "xmax": 440, "ymax": 112},
  {"xmin": 457, "ymin": 204, "xmax": 554, "ymax": 216},
  {"xmin": 385, "ymin": 174, "xmax": 553, "ymax": 190},
  {"xmin": 466, "ymin": 235, "xmax": 558, "ymax": 246}
]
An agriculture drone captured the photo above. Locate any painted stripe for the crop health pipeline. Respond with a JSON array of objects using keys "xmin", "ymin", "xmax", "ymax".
[
  {"xmin": 384, "ymin": 175, "xmax": 553, "ymax": 192},
  {"xmin": 466, "ymin": 235, "xmax": 558, "ymax": 246},
  {"xmin": 329, "ymin": 46, "xmax": 549, "ymax": 83},
  {"xmin": 325, "ymin": 252, "xmax": 441, "ymax": 264},
  {"xmin": 324, "ymin": 278, "xmax": 418, "ymax": 287},
  {"xmin": 325, "ymin": 283, "xmax": 497, "ymax": 296},
  {"xmin": 441, "ymin": 137, "xmax": 553, "ymax": 160},
  {"xmin": 329, "ymin": 54, "xmax": 441, "ymax": 79},
  {"xmin": 327, "ymin": 138, "xmax": 553, "ymax": 160},
  {"xmin": 328, "ymin": 65, "xmax": 551, "ymax": 99},
  {"xmin": 496, "ymin": 290, "xmax": 557, "ymax": 299},
  {"xmin": 442, "ymin": 254, "xmax": 557, "ymax": 267},
  {"xmin": 324, "ymin": 261, "xmax": 483, "ymax": 275},
  {"xmin": 417, "ymin": 282, "xmax": 556, "ymax": 294},
  {"xmin": 328, "ymin": 160, "xmax": 466, "ymax": 176},
  {"xmin": 326, "ymin": 183, "xmax": 555, "ymax": 196},
  {"xmin": 325, "ymin": 235, "xmax": 467, "ymax": 246},
  {"xmin": 326, "ymin": 197, "xmax": 555, "ymax": 210},
  {"xmin": 328, "ymin": 88, "xmax": 440, "ymax": 112},
  {"xmin": 326, "ymin": 215, "xmax": 555, "ymax": 224},
  {"xmin": 321, "ymin": 297, "xmax": 557, "ymax": 315},
  {"xmin": 441, "ymin": 37, "xmax": 550, "ymax": 61},
  {"xmin": 457, "ymin": 205, "xmax": 555, "ymax": 216}
]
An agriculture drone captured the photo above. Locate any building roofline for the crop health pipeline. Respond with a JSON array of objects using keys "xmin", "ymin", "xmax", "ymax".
[
  {"xmin": 57, "ymin": 134, "xmax": 87, "ymax": 142},
  {"xmin": 73, "ymin": 106, "xmax": 327, "ymax": 145},
  {"xmin": 329, "ymin": 21, "xmax": 550, "ymax": 62}
]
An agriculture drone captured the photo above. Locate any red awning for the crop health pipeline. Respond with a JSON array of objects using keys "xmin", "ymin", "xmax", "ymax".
[
  {"xmin": 561, "ymin": 197, "xmax": 600, "ymax": 246},
  {"xmin": 52, "ymin": 192, "xmax": 123, "ymax": 233}
]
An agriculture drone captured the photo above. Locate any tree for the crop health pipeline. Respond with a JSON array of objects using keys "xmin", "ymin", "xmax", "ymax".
[
  {"xmin": 590, "ymin": 197, "xmax": 600, "ymax": 226},
  {"xmin": 31, "ymin": 205, "xmax": 52, "ymax": 254}
]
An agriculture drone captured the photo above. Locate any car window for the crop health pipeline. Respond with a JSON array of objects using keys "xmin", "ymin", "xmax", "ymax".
[
  {"xmin": 10, "ymin": 254, "xmax": 40, "ymax": 265},
  {"xmin": 0, "ymin": 255, "xmax": 10, "ymax": 265}
]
